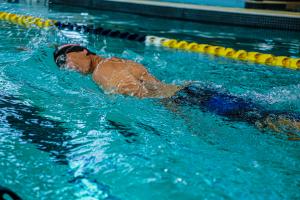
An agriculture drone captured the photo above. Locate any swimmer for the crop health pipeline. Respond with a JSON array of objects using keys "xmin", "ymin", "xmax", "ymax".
[{"xmin": 53, "ymin": 44, "xmax": 300, "ymax": 140}]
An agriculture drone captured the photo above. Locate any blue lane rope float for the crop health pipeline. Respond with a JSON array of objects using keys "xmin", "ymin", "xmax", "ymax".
[{"xmin": 0, "ymin": 11, "xmax": 299, "ymax": 70}]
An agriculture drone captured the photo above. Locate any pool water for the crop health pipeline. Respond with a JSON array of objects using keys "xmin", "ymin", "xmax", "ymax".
[{"xmin": 1, "ymin": 1, "xmax": 300, "ymax": 200}]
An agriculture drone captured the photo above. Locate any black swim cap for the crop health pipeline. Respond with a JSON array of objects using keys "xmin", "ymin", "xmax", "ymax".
[{"xmin": 53, "ymin": 44, "xmax": 96, "ymax": 67}]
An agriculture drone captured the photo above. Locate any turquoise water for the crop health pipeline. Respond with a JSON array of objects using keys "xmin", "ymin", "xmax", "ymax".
[
  {"xmin": 158, "ymin": 0, "xmax": 245, "ymax": 8},
  {"xmin": 1, "ymin": 1, "xmax": 300, "ymax": 200}
]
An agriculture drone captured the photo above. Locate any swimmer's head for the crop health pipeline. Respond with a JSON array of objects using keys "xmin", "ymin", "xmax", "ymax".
[{"xmin": 53, "ymin": 44, "xmax": 96, "ymax": 73}]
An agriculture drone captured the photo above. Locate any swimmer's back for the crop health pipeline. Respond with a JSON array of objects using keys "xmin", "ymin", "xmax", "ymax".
[{"xmin": 93, "ymin": 57, "xmax": 179, "ymax": 97}]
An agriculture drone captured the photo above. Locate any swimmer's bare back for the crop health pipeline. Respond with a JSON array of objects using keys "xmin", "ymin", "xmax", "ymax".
[{"xmin": 92, "ymin": 57, "xmax": 180, "ymax": 98}]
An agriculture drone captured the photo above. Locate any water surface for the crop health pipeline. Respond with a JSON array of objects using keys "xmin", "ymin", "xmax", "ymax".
[{"xmin": 0, "ymin": 1, "xmax": 300, "ymax": 200}]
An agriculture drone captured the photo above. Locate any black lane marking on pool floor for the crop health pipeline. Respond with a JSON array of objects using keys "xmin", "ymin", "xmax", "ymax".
[
  {"xmin": 0, "ymin": 94, "xmax": 123, "ymax": 199},
  {"xmin": 0, "ymin": 94, "xmax": 72, "ymax": 165},
  {"xmin": 0, "ymin": 185, "xmax": 22, "ymax": 200}
]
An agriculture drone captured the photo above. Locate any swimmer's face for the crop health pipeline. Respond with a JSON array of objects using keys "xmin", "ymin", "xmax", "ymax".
[{"xmin": 65, "ymin": 49, "xmax": 92, "ymax": 74}]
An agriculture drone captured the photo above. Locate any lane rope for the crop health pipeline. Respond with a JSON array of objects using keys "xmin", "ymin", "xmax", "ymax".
[
  {"xmin": 54, "ymin": 21, "xmax": 146, "ymax": 42},
  {"xmin": 0, "ymin": 11, "xmax": 56, "ymax": 28},
  {"xmin": 145, "ymin": 36, "xmax": 300, "ymax": 70},
  {"xmin": 0, "ymin": 11, "xmax": 299, "ymax": 70}
]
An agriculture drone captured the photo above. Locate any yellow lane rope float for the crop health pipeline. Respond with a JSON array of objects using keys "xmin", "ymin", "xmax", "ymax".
[
  {"xmin": 145, "ymin": 36, "xmax": 300, "ymax": 70},
  {"xmin": 0, "ymin": 11, "xmax": 56, "ymax": 28},
  {"xmin": 1, "ymin": 11, "xmax": 299, "ymax": 70}
]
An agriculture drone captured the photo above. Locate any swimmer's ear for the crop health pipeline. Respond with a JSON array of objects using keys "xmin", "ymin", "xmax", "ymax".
[{"xmin": 83, "ymin": 49, "xmax": 89, "ymax": 55}]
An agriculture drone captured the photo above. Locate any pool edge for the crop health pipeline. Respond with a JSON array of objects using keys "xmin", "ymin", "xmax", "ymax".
[{"xmin": 49, "ymin": 0, "xmax": 300, "ymax": 31}]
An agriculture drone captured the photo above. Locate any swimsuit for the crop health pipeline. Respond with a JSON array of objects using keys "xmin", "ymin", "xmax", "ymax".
[{"xmin": 170, "ymin": 84, "xmax": 299, "ymax": 124}]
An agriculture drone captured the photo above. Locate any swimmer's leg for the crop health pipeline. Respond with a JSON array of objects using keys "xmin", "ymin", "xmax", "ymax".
[
  {"xmin": 170, "ymin": 84, "xmax": 262, "ymax": 122},
  {"xmin": 170, "ymin": 84, "xmax": 300, "ymax": 140},
  {"xmin": 258, "ymin": 112, "xmax": 300, "ymax": 140}
]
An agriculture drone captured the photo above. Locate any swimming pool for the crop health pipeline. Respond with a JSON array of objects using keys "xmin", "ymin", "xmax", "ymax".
[{"xmin": 1, "ymin": 1, "xmax": 300, "ymax": 199}]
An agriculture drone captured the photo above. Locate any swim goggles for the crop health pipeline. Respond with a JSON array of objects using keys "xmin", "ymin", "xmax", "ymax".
[{"xmin": 53, "ymin": 44, "xmax": 96, "ymax": 68}]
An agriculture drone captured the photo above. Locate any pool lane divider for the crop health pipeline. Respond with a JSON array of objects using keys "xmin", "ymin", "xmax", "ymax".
[
  {"xmin": 146, "ymin": 36, "xmax": 300, "ymax": 70},
  {"xmin": 1, "ymin": 11, "xmax": 299, "ymax": 70},
  {"xmin": 0, "ymin": 11, "xmax": 56, "ymax": 28},
  {"xmin": 54, "ymin": 21, "xmax": 146, "ymax": 42}
]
